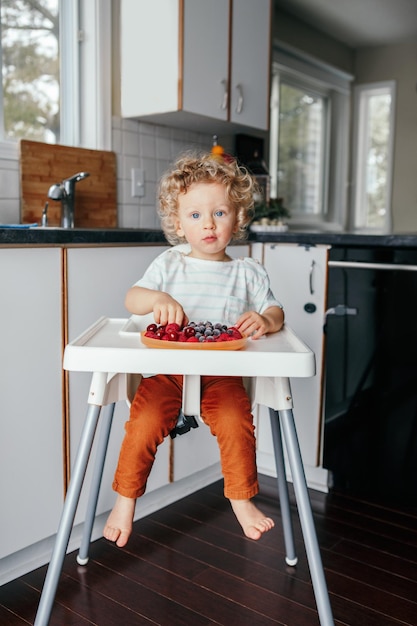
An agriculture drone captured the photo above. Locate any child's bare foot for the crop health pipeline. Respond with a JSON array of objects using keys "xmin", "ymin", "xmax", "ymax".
[
  {"xmin": 230, "ymin": 499, "xmax": 274, "ymax": 540},
  {"xmin": 103, "ymin": 495, "xmax": 136, "ymax": 547}
]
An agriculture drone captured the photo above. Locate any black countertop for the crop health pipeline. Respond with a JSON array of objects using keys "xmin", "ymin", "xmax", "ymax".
[
  {"xmin": 0, "ymin": 227, "xmax": 169, "ymax": 246},
  {"xmin": 2, "ymin": 226, "xmax": 417, "ymax": 249}
]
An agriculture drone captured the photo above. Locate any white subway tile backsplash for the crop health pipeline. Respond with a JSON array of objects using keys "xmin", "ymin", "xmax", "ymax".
[
  {"xmin": 0, "ymin": 198, "xmax": 20, "ymax": 223},
  {"xmin": 115, "ymin": 117, "xmax": 213, "ymax": 231},
  {"xmin": 0, "ymin": 168, "xmax": 19, "ymax": 198},
  {"xmin": 121, "ymin": 118, "xmax": 140, "ymax": 134},
  {"xmin": 142, "ymin": 180, "xmax": 157, "ymax": 206},
  {"xmin": 122, "ymin": 154, "xmax": 140, "ymax": 180},
  {"xmin": 139, "ymin": 206, "xmax": 160, "ymax": 230},
  {"xmin": 118, "ymin": 204, "xmax": 141, "ymax": 229},
  {"xmin": 141, "ymin": 157, "xmax": 157, "ymax": 183},
  {"xmin": 112, "ymin": 127, "xmax": 122, "ymax": 155},
  {"xmin": 122, "ymin": 130, "xmax": 140, "ymax": 157},
  {"xmin": 155, "ymin": 136, "xmax": 171, "ymax": 160},
  {"xmin": 0, "ymin": 116, "xmax": 220, "ymax": 226},
  {"xmin": 139, "ymin": 132, "xmax": 156, "ymax": 158}
]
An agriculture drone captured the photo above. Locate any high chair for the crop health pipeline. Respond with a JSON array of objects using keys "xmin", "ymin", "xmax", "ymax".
[{"xmin": 34, "ymin": 316, "xmax": 334, "ymax": 626}]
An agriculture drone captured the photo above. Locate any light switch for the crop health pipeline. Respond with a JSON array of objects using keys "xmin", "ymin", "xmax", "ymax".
[{"xmin": 131, "ymin": 168, "xmax": 145, "ymax": 197}]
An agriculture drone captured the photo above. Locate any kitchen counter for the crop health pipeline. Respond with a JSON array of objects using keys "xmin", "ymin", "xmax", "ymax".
[
  {"xmin": 251, "ymin": 230, "xmax": 417, "ymax": 249},
  {"xmin": 2, "ymin": 226, "xmax": 417, "ymax": 249},
  {"xmin": 0, "ymin": 227, "xmax": 168, "ymax": 246}
]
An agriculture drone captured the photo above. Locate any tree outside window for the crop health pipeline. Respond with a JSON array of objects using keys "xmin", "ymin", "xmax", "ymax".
[
  {"xmin": 277, "ymin": 81, "xmax": 326, "ymax": 216},
  {"xmin": 0, "ymin": 0, "xmax": 59, "ymax": 143}
]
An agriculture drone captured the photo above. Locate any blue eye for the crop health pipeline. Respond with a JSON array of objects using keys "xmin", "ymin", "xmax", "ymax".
[
  {"xmin": 215, "ymin": 210, "xmax": 225, "ymax": 217},
  {"xmin": 191, "ymin": 212, "xmax": 200, "ymax": 219}
]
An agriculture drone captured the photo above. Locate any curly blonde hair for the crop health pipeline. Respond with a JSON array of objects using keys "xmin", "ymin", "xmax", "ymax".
[{"xmin": 158, "ymin": 151, "xmax": 258, "ymax": 245}]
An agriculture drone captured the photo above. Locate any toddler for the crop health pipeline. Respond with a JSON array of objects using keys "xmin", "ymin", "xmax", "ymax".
[{"xmin": 104, "ymin": 152, "xmax": 284, "ymax": 547}]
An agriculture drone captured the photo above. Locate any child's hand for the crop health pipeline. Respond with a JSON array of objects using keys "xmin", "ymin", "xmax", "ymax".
[
  {"xmin": 235, "ymin": 311, "xmax": 270, "ymax": 340},
  {"xmin": 153, "ymin": 293, "xmax": 188, "ymax": 327},
  {"xmin": 235, "ymin": 306, "xmax": 284, "ymax": 340}
]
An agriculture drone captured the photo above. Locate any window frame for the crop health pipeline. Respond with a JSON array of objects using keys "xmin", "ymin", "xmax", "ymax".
[
  {"xmin": 0, "ymin": 0, "xmax": 111, "ymax": 159},
  {"xmin": 270, "ymin": 44, "xmax": 352, "ymax": 231}
]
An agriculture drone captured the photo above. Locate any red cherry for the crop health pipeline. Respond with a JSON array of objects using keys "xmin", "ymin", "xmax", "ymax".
[
  {"xmin": 183, "ymin": 326, "xmax": 196, "ymax": 338},
  {"xmin": 144, "ymin": 331, "xmax": 156, "ymax": 337},
  {"xmin": 146, "ymin": 323, "xmax": 157, "ymax": 333},
  {"xmin": 186, "ymin": 336, "xmax": 199, "ymax": 342},
  {"xmin": 165, "ymin": 323, "xmax": 181, "ymax": 333},
  {"xmin": 167, "ymin": 330, "xmax": 179, "ymax": 341}
]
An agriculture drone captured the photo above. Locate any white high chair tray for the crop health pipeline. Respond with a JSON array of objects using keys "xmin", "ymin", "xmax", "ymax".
[{"xmin": 63, "ymin": 317, "xmax": 315, "ymax": 379}]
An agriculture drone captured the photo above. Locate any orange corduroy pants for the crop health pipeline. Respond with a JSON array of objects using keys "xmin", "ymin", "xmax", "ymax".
[{"xmin": 112, "ymin": 374, "xmax": 259, "ymax": 501}]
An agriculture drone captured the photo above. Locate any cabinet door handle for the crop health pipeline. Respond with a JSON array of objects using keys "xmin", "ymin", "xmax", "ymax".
[
  {"xmin": 309, "ymin": 260, "xmax": 316, "ymax": 295},
  {"xmin": 220, "ymin": 79, "xmax": 228, "ymax": 110},
  {"xmin": 235, "ymin": 84, "xmax": 243, "ymax": 114}
]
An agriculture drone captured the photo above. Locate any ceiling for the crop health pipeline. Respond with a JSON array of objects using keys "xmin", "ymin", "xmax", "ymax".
[{"xmin": 274, "ymin": 0, "xmax": 417, "ymax": 48}]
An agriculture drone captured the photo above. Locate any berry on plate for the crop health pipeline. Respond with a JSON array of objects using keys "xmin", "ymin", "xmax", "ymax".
[{"xmin": 145, "ymin": 321, "xmax": 243, "ymax": 343}]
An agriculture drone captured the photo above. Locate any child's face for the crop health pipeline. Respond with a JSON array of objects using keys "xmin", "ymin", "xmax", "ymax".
[{"xmin": 175, "ymin": 182, "xmax": 238, "ymax": 260}]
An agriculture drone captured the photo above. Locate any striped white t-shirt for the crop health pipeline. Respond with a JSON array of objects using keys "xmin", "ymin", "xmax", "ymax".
[{"xmin": 133, "ymin": 247, "xmax": 283, "ymax": 327}]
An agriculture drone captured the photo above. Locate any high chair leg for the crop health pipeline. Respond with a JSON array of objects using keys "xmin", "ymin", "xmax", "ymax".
[
  {"xmin": 269, "ymin": 408, "xmax": 297, "ymax": 566},
  {"xmin": 77, "ymin": 402, "xmax": 116, "ymax": 565},
  {"xmin": 278, "ymin": 408, "xmax": 334, "ymax": 626},
  {"xmin": 34, "ymin": 404, "xmax": 103, "ymax": 626}
]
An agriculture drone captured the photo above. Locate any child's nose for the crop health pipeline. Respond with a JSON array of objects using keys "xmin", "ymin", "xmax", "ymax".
[{"xmin": 204, "ymin": 216, "xmax": 215, "ymax": 228}]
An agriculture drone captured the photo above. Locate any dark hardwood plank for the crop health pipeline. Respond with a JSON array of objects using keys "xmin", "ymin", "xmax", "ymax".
[
  {"xmin": 72, "ymin": 543, "xmax": 282, "ymax": 625},
  {"xmin": 0, "ymin": 604, "xmax": 30, "ymax": 626},
  {"xmin": 0, "ymin": 575, "xmax": 92, "ymax": 625},
  {"xmin": 2, "ymin": 475, "xmax": 417, "ymax": 625}
]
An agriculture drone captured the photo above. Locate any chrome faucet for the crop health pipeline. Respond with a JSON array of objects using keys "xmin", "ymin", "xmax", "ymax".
[{"xmin": 47, "ymin": 172, "xmax": 90, "ymax": 228}]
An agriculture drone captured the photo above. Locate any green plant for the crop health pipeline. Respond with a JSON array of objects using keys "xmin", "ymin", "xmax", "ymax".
[{"xmin": 252, "ymin": 197, "xmax": 290, "ymax": 223}]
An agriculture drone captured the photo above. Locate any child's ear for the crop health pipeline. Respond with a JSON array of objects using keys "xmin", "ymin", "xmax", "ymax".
[{"xmin": 175, "ymin": 219, "xmax": 184, "ymax": 237}]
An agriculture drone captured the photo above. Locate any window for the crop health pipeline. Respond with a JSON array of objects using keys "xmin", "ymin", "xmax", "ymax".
[
  {"xmin": 273, "ymin": 77, "xmax": 328, "ymax": 216},
  {"xmin": 0, "ymin": 0, "xmax": 111, "ymax": 154},
  {"xmin": 269, "ymin": 46, "xmax": 352, "ymax": 230},
  {"xmin": 0, "ymin": 0, "xmax": 60, "ymax": 143},
  {"xmin": 352, "ymin": 81, "xmax": 396, "ymax": 232}
]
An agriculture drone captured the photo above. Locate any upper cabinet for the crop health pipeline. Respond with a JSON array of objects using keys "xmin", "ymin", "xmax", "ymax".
[{"xmin": 120, "ymin": 0, "xmax": 272, "ymax": 133}]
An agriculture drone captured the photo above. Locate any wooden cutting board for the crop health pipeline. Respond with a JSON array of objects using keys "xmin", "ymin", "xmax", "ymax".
[{"xmin": 20, "ymin": 140, "xmax": 118, "ymax": 228}]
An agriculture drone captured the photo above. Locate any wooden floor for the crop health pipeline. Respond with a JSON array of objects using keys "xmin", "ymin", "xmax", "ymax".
[{"xmin": 1, "ymin": 474, "xmax": 417, "ymax": 626}]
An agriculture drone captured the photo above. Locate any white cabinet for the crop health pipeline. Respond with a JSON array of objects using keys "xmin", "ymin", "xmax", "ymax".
[
  {"xmin": 0, "ymin": 249, "xmax": 63, "ymax": 567},
  {"xmin": 120, "ymin": 0, "xmax": 271, "ymax": 132},
  {"xmin": 252, "ymin": 242, "xmax": 330, "ymax": 490},
  {"xmin": 229, "ymin": 0, "xmax": 271, "ymax": 129},
  {"xmin": 66, "ymin": 246, "xmax": 170, "ymax": 525}
]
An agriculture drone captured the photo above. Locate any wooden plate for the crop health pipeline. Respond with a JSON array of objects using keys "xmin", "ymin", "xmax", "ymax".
[{"xmin": 140, "ymin": 332, "xmax": 247, "ymax": 351}]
